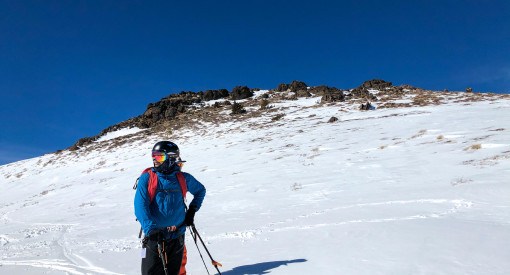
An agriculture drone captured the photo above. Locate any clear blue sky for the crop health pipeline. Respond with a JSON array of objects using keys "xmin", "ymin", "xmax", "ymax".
[{"xmin": 1, "ymin": 0, "xmax": 509, "ymax": 165}]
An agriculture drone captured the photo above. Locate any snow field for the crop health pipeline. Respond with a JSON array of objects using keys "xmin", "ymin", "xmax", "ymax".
[{"xmin": 1, "ymin": 97, "xmax": 509, "ymax": 274}]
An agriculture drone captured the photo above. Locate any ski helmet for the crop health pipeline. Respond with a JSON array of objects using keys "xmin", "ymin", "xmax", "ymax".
[
  {"xmin": 152, "ymin": 141, "xmax": 183, "ymax": 173},
  {"xmin": 152, "ymin": 141, "xmax": 180, "ymax": 157}
]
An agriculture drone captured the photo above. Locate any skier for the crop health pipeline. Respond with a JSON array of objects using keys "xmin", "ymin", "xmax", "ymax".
[{"xmin": 134, "ymin": 141, "xmax": 206, "ymax": 275}]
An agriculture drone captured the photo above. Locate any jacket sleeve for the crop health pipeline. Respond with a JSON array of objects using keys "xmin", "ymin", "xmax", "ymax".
[
  {"xmin": 184, "ymin": 172, "xmax": 206, "ymax": 211},
  {"xmin": 134, "ymin": 173, "xmax": 156, "ymax": 235}
]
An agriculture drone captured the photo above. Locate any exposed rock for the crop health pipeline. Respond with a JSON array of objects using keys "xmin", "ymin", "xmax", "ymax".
[
  {"xmin": 275, "ymin": 81, "xmax": 308, "ymax": 93},
  {"xmin": 69, "ymin": 136, "xmax": 97, "ymax": 151},
  {"xmin": 349, "ymin": 79, "xmax": 393, "ymax": 100},
  {"xmin": 360, "ymin": 101, "xmax": 374, "ymax": 111},
  {"xmin": 203, "ymin": 89, "xmax": 229, "ymax": 101},
  {"xmin": 276, "ymin": 83, "xmax": 289, "ymax": 92},
  {"xmin": 165, "ymin": 107, "xmax": 178, "ymax": 118},
  {"xmin": 322, "ymin": 93, "xmax": 344, "ymax": 102},
  {"xmin": 313, "ymin": 86, "xmax": 345, "ymax": 102},
  {"xmin": 361, "ymin": 79, "xmax": 393, "ymax": 90},
  {"xmin": 143, "ymin": 98, "xmax": 187, "ymax": 122},
  {"xmin": 399, "ymin": 84, "xmax": 417, "ymax": 90},
  {"xmin": 288, "ymin": 81, "xmax": 308, "ymax": 93},
  {"xmin": 296, "ymin": 90, "xmax": 311, "ymax": 97},
  {"xmin": 231, "ymin": 86, "xmax": 254, "ymax": 100},
  {"xmin": 231, "ymin": 101, "xmax": 246, "ymax": 115},
  {"xmin": 351, "ymin": 87, "xmax": 378, "ymax": 101},
  {"xmin": 136, "ymin": 91, "xmax": 208, "ymax": 128},
  {"xmin": 350, "ymin": 88, "xmax": 367, "ymax": 99},
  {"xmin": 381, "ymin": 86, "xmax": 407, "ymax": 97},
  {"xmin": 466, "ymin": 87, "xmax": 473, "ymax": 93},
  {"xmin": 311, "ymin": 85, "xmax": 339, "ymax": 94},
  {"xmin": 328, "ymin": 116, "xmax": 339, "ymax": 123}
]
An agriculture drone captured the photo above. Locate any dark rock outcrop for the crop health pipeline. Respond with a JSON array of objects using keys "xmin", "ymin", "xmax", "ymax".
[
  {"xmin": 143, "ymin": 99, "xmax": 185, "ymax": 122},
  {"xmin": 231, "ymin": 101, "xmax": 246, "ymax": 115},
  {"xmin": 399, "ymin": 84, "xmax": 415, "ymax": 89},
  {"xmin": 275, "ymin": 81, "xmax": 308, "ymax": 93},
  {"xmin": 203, "ymin": 89, "xmax": 229, "ymax": 101},
  {"xmin": 69, "ymin": 136, "xmax": 96, "ymax": 151},
  {"xmin": 361, "ymin": 79, "xmax": 393, "ymax": 90},
  {"xmin": 231, "ymin": 86, "xmax": 254, "ymax": 100},
  {"xmin": 288, "ymin": 81, "xmax": 308, "ymax": 93},
  {"xmin": 296, "ymin": 90, "xmax": 311, "ymax": 97},
  {"xmin": 139, "ymin": 91, "xmax": 203, "ymax": 127},
  {"xmin": 276, "ymin": 83, "xmax": 289, "ymax": 92},
  {"xmin": 312, "ymin": 85, "xmax": 345, "ymax": 102},
  {"xmin": 360, "ymin": 101, "xmax": 374, "ymax": 111},
  {"xmin": 348, "ymin": 79, "xmax": 395, "ymax": 101},
  {"xmin": 328, "ymin": 116, "xmax": 339, "ymax": 123}
]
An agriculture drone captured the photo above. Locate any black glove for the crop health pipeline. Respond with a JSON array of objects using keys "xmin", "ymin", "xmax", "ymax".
[{"xmin": 184, "ymin": 206, "xmax": 197, "ymax": 226}]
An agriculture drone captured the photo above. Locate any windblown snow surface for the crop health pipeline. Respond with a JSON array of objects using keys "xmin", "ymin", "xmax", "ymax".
[{"xmin": 1, "ymin": 92, "xmax": 510, "ymax": 274}]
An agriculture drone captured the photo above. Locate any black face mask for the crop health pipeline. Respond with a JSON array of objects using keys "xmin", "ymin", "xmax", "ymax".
[{"xmin": 154, "ymin": 158, "xmax": 178, "ymax": 174}]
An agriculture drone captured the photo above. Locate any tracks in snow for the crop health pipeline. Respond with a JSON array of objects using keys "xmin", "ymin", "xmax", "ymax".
[
  {"xmin": 208, "ymin": 199, "xmax": 473, "ymax": 242},
  {"xmin": 0, "ymin": 223, "xmax": 126, "ymax": 275},
  {"xmin": 0, "ymin": 259, "xmax": 123, "ymax": 275}
]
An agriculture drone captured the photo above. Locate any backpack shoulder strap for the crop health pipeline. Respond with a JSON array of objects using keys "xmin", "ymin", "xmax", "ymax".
[
  {"xmin": 176, "ymin": 172, "xmax": 187, "ymax": 201},
  {"xmin": 138, "ymin": 169, "xmax": 186, "ymax": 203},
  {"xmin": 141, "ymin": 168, "xmax": 159, "ymax": 203}
]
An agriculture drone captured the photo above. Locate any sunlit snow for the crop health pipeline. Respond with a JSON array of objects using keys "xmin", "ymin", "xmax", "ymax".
[
  {"xmin": 96, "ymin": 128, "xmax": 144, "ymax": 142},
  {"xmin": 1, "ymin": 94, "xmax": 509, "ymax": 274}
]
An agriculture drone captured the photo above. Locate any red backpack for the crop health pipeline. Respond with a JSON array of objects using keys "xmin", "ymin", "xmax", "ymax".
[{"xmin": 135, "ymin": 167, "xmax": 188, "ymax": 202}]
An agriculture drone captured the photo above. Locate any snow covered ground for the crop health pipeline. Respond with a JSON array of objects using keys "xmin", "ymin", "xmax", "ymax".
[{"xmin": 1, "ymin": 93, "xmax": 509, "ymax": 274}]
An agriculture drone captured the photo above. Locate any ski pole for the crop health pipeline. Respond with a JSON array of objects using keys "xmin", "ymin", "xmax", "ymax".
[
  {"xmin": 190, "ymin": 225, "xmax": 223, "ymax": 275},
  {"xmin": 157, "ymin": 237, "xmax": 169, "ymax": 275},
  {"xmin": 189, "ymin": 228, "xmax": 211, "ymax": 275}
]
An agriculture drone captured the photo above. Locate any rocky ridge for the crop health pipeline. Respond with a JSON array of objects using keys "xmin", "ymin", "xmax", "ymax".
[{"xmin": 68, "ymin": 79, "xmax": 509, "ymax": 151}]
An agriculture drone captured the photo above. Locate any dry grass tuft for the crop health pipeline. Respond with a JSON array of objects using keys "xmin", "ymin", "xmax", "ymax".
[
  {"xmin": 410, "ymin": 129, "xmax": 427, "ymax": 139},
  {"xmin": 411, "ymin": 92, "xmax": 442, "ymax": 106},
  {"xmin": 465, "ymin": 144, "xmax": 482, "ymax": 151},
  {"xmin": 260, "ymin": 99, "xmax": 271, "ymax": 110},
  {"xmin": 471, "ymin": 144, "xmax": 482, "ymax": 150},
  {"xmin": 271, "ymin": 113, "xmax": 285, "ymax": 121}
]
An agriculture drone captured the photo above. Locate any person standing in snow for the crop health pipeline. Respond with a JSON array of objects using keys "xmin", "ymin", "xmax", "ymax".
[{"xmin": 134, "ymin": 141, "xmax": 206, "ymax": 275}]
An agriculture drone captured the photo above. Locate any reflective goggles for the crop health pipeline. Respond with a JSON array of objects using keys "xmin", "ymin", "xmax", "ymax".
[{"xmin": 151, "ymin": 151, "xmax": 178, "ymax": 163}]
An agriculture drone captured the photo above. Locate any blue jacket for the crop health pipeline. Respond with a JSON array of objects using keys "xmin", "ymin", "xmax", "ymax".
[{"xmin": 134, "ymin": 167, "xmax": 206, "ymax": 239}]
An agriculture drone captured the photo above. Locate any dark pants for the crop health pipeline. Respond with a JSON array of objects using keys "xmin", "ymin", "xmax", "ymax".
[{"xmin": 142, "ymin": 234, "xmax": 185, "ymax": 275}]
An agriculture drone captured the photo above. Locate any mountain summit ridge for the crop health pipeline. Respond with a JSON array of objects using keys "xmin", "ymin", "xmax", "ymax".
[{"xmin": 67, "ymin": 79, "xmax": 509, "ymax": 152}]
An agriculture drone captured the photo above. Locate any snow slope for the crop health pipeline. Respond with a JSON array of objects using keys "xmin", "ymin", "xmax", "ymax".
[{"xmin": 1, "ymin": 93, "xmax": 509, "ymax": 274}]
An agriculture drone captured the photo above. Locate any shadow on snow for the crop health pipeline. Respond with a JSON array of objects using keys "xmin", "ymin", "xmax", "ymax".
[{"xmin": 220, "ymin": 259, "xmax": 307, "ymax": 275}]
